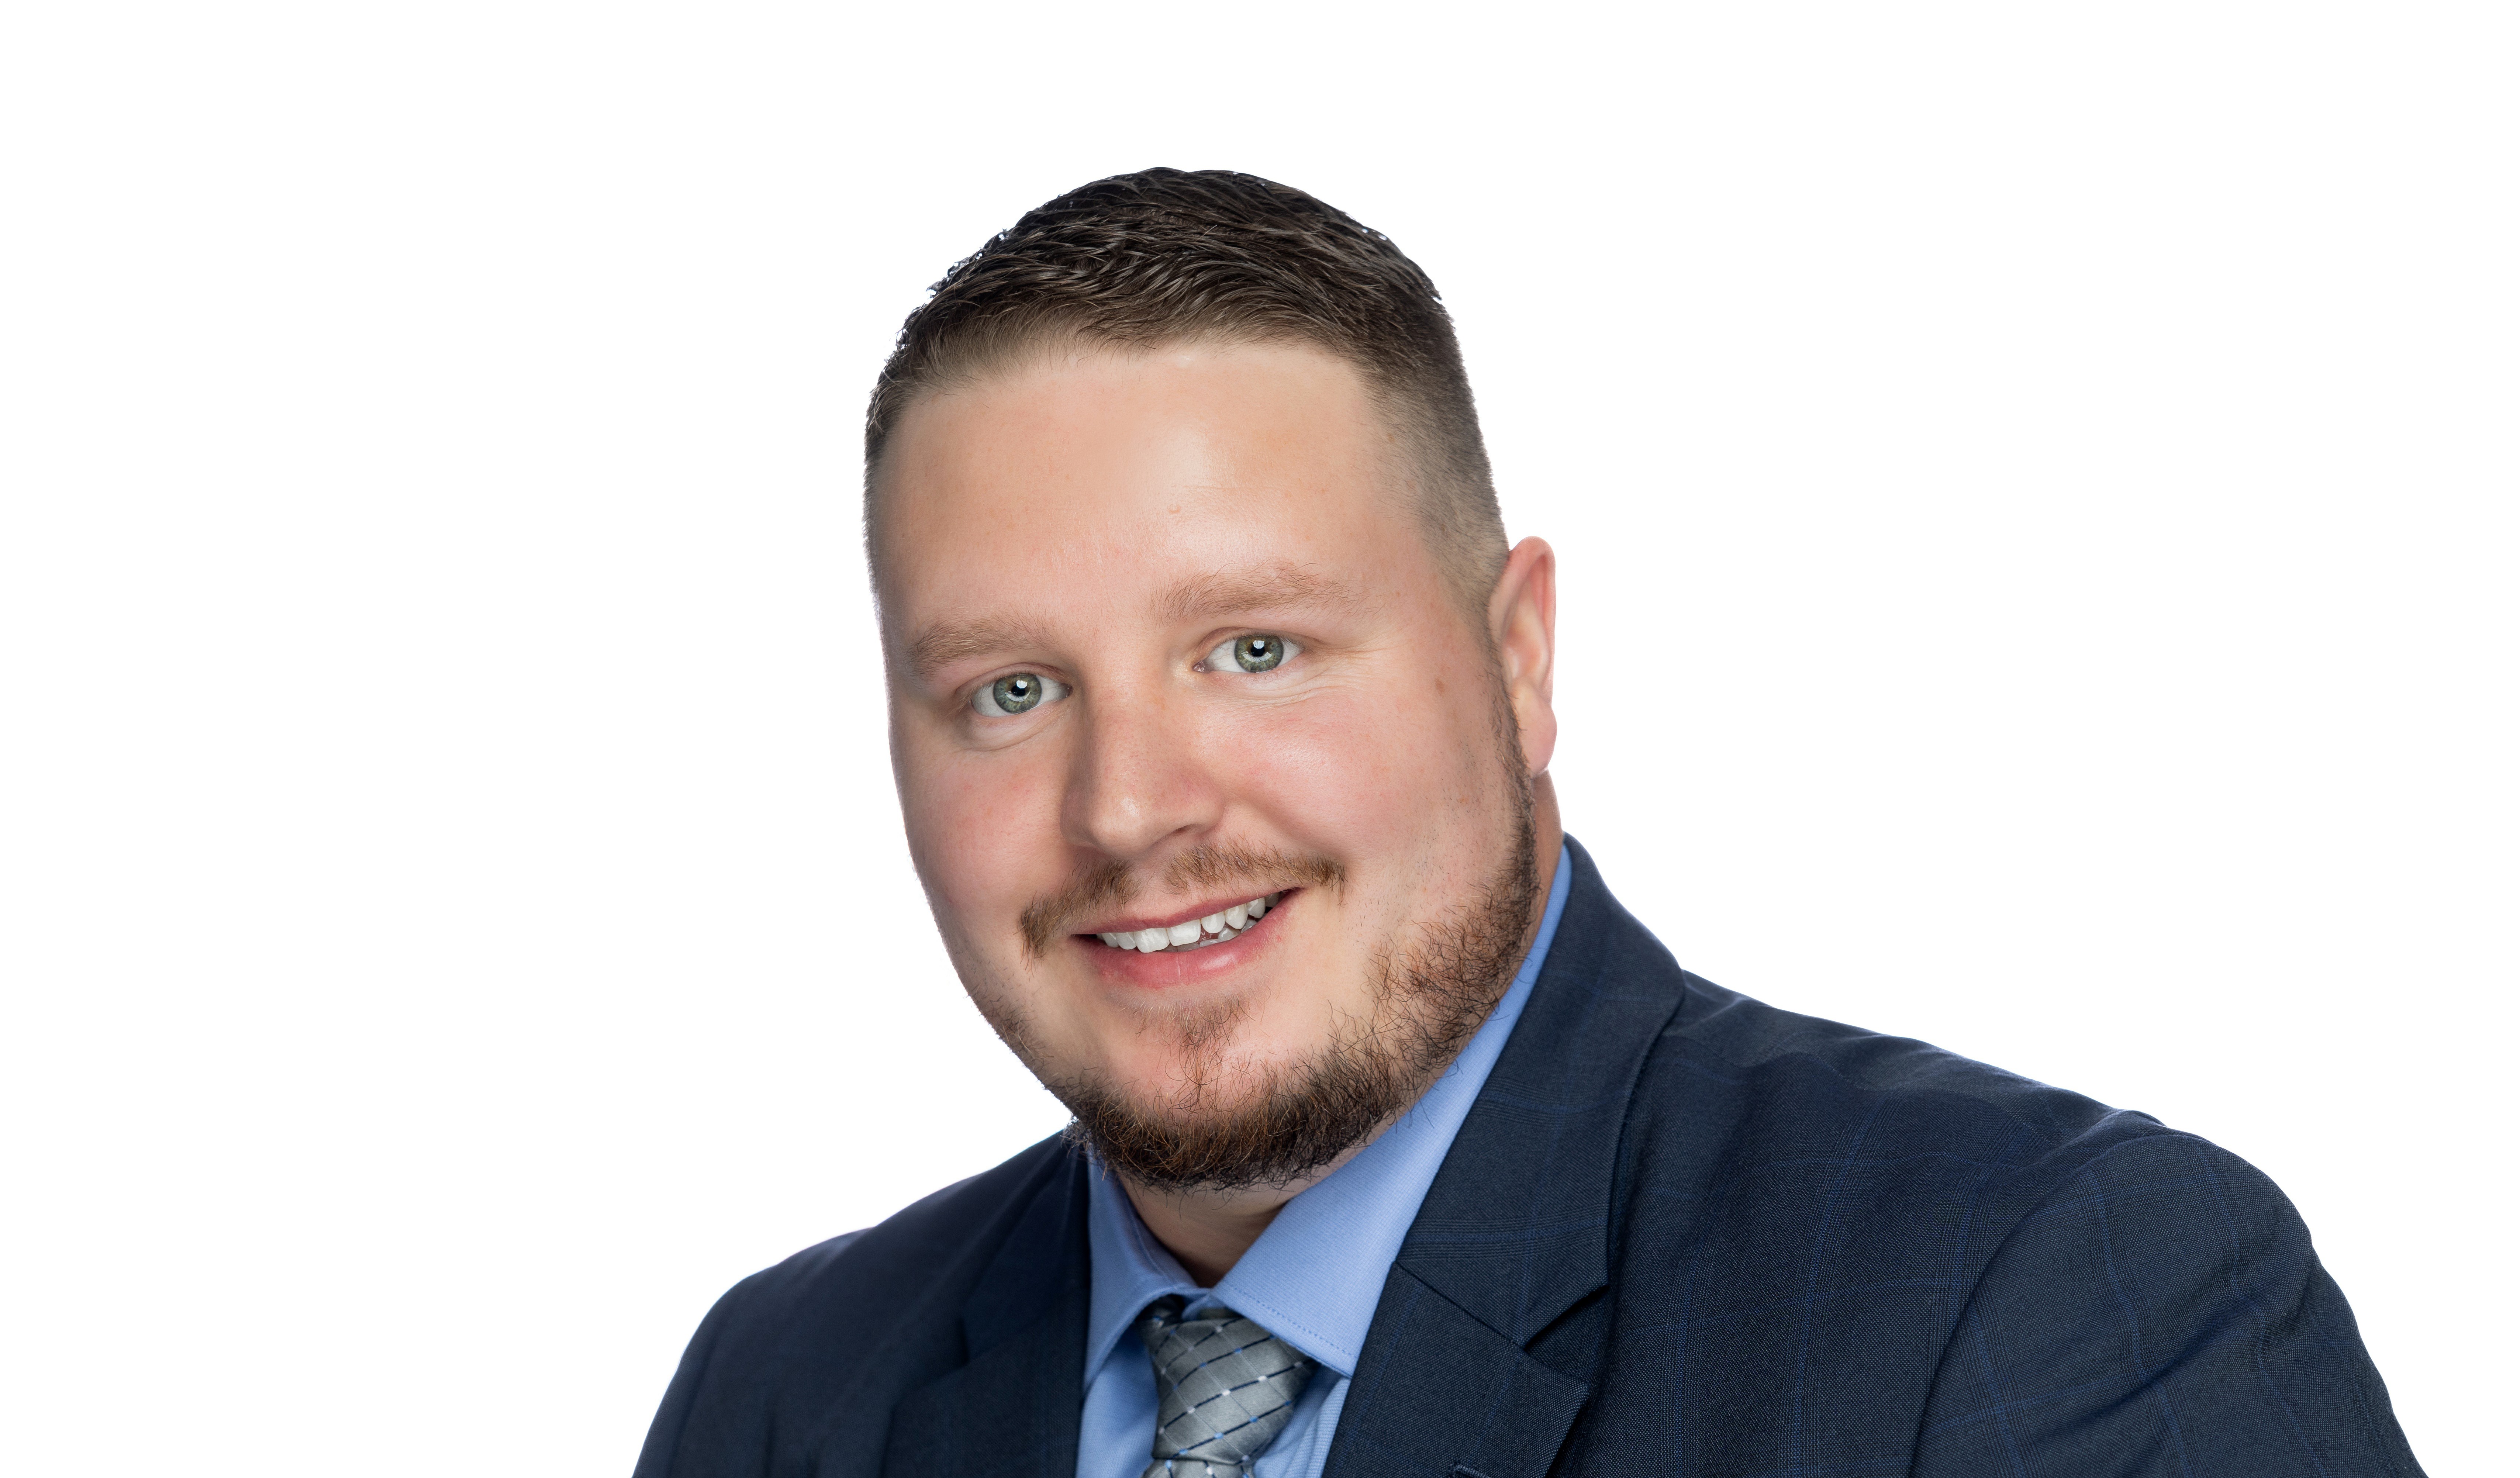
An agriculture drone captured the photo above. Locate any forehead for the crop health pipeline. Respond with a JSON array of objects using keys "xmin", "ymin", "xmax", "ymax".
[{"xmin": 875, "ymin": 341, "xmax": 1431, "ymax": 656}]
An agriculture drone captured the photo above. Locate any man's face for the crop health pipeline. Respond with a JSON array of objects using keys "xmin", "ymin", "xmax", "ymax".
[{"xmin": 877, "ymin": 339, "xmax": 1554, "ymax": 1189}]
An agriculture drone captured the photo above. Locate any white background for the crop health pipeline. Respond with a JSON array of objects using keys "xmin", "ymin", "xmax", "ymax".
[{"xmin": 3, "ymin": 4, "xmax": 2510, "ymax": 1473}]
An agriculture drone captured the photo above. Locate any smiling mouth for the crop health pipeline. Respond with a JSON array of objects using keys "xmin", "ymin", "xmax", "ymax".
[{"xmin": 1085, "ymin": 891, "xmax": 1284, "ymax": 953}]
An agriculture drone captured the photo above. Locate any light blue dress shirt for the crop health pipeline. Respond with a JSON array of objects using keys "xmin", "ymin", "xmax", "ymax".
[{"xmin": 1074, "ymin": 845, "xmax": 1573, "ymax": 1478}]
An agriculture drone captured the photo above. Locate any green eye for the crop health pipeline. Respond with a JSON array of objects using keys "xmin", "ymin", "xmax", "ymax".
[
  {"xmin": 1203, "ymin": 634, "xmax": 1297, "ymax": 674},
  {"xmin": 972, "ymin": 672, "xmax": 1066, "ymax": 716}
]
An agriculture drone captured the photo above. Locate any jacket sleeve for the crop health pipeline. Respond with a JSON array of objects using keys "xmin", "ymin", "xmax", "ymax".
[{"xmin": 1911, "ymin": 1132, "xmax": 2425, "ymax": 1477}]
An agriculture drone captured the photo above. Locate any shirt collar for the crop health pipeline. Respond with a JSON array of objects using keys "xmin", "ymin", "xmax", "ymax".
[{"xmin": 1084, "ymin": 843, "xmax": 1575, "ymax": 1383}]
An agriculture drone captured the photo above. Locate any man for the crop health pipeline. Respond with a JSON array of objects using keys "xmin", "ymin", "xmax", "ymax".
[{"xmin": 637, "ymin": 169, "xmax": 2421, "ymax": 1477}]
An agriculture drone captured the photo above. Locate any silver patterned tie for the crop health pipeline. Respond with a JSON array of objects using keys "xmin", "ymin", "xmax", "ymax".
[{"xmin": 1135, "ymin": 1295, "xmax": 1318, "ymax": 1478}]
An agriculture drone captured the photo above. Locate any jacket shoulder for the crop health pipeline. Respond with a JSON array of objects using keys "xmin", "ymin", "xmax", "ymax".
[
  {"xmin": 1640, "ymin": 970, "xmax": 2169, "ymax": 1184},
  {"xmin": 633, "ymin": 1133, "xmax": 1078, "ymax": 1478},
  {"xmin": 1607, "ymin": 978, "xmax": 2420, "ymax": 1473},
  {"xmin": 746, "ymin": 1130, "xmax": 1071, "ymax": 1327}
]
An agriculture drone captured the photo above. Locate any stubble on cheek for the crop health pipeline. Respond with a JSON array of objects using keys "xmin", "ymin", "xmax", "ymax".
[{"xmin": 944, "ymin": 931, "xmax": 1043, "ymax": 1067}]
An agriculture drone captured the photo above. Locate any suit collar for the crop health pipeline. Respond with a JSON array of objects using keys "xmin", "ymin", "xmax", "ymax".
[
  {"xmin": 959, "ymin": 1142, "xmax": 1092, "ymax": 1354},
  {"xmin": 885, "ymin": 1144, "xmax": 1092, "ymax": 1477},
  {"xmin": 1326, "ymin": 838, "xmax": 1692, "ymax": 1478},
  {"xmin": 1396, "ymin": 835, "xmax": 1688, "ymax": 1340}
]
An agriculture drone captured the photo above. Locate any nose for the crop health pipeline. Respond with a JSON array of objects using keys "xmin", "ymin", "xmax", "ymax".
[{"xmin": 1060, "ymin": 677, "xmax": 1222, "ymax": 862}]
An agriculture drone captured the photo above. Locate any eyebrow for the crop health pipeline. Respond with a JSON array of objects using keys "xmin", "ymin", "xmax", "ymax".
[
  {"xmin": 1155, "ymin": 562, "xmax": 1366, "ymax": 623},
  {"xmin": 905, "ymin": 617, "xmax": 1056, "ymax": 680},
  {"xmin": 903, "ymin": 562, "xmax": 1367, "ymax": 682}
]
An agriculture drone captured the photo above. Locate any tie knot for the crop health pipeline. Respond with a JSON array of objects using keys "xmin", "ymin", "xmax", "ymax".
[{"xmin": 1134, "ymin": 1296, "xmax": 1318, "ymax": 1478}]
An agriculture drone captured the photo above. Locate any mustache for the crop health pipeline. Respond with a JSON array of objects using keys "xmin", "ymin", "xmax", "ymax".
[{"xmin": 1018, "ymin": 843, "xmax": 1346, "ymax": 957}]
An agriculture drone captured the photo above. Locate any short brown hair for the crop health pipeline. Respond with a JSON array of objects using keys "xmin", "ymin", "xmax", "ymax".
[{"xmin": 864, "ymin": 168, "xmax": 1505, "ymax": 610}]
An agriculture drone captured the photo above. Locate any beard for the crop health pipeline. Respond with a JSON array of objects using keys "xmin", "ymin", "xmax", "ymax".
[{"xmin": 987, "ymin": 692, "xmax": 1544, "ymax": 1196}]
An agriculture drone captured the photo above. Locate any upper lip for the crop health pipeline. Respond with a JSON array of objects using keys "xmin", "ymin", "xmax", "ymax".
[{"xmin": 1075, "ymin": 890, "xmax": 1290, "ymax": 937}]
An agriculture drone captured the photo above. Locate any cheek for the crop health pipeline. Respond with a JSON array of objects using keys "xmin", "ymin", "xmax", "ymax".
[
  {"xmin": 894, "ymin": 721, "xmax": 1071, "ymax": 933},
  {"xmin": 1215, "ymin": 670, "xmax": 1492, "ymax": 862}
]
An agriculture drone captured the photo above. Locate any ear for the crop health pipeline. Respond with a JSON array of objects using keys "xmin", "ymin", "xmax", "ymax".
[{"xmin": 1487, "ymin": 537, "xmax": 1558, "ymax": 777}]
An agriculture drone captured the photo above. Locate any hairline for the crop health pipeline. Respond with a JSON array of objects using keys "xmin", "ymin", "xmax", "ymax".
[{"xmin": 864, "ymin": 326, "xmax": 1505, "ymax": 626}]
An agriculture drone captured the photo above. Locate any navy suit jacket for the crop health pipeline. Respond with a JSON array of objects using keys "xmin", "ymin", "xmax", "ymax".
[{"xmin": 637, "ymin": 840, "xmax": 2423, "ymax": 1476}]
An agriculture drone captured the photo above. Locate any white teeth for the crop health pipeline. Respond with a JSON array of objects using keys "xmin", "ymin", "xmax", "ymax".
[{"xmin": 1098, "ymin": 892, "xmax": 1289, "ymax": 953}]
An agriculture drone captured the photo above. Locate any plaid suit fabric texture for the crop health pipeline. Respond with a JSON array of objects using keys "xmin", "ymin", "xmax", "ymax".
[{"xmin": 1133, "ymin": 1296, "xmax": 1316, "ymax": 1477}]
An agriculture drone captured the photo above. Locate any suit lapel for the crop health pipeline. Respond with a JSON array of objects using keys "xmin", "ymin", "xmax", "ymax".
[
  {"xmin": 1322, "ymin": 1265, "xmax": 1590, "ymax": 1478},
  {"xmin": 884, "ymin": 1147, "xmax": 1092, "ymax": 1478},
  {"xmin": 1325, "ymin": 839, "xmax": 1691, "ymax": 1478}
]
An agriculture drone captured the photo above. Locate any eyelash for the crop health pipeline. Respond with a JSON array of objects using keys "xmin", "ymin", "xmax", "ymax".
[
  {"xmin": 1199, "ymin": 633, "xmax": 1299, "ymax": 675},
  {"xmin": 968, "ymin": 670, "xmax": 1070, "ymax": 718}
]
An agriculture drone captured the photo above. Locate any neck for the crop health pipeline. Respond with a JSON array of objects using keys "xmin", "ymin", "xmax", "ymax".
[{"xmin": 1122, "ymin": 782, "xmax": 1564, "ymax": 1285}]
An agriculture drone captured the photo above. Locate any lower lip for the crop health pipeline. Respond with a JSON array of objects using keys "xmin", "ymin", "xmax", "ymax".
[{"xmin": 1082, "ymin": 894, "xmax": 1292, "ymax": 989}]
